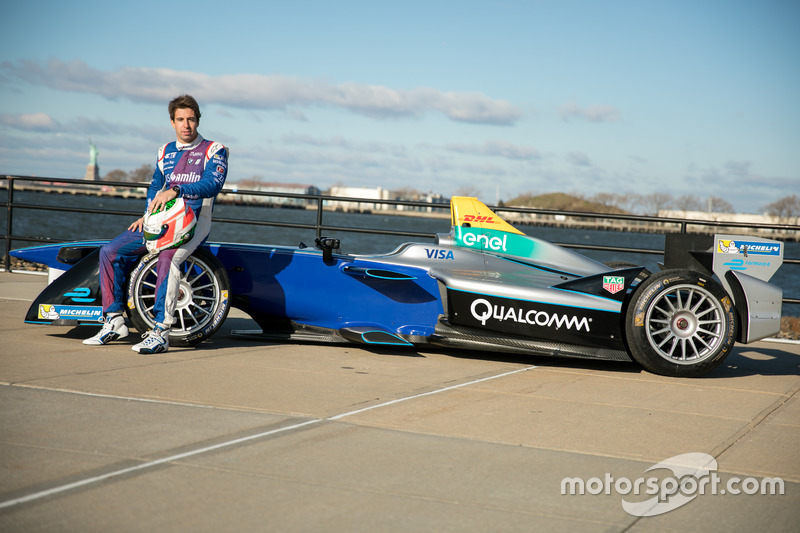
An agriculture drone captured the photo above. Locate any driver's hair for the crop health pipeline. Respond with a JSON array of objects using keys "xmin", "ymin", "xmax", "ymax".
[{"xmin": 168, "ymin": 94, "xmax": 201, "ymax": 122}]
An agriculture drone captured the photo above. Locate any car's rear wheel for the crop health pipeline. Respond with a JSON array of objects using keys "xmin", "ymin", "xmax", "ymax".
[
  {"xmin": 126, "ymin": 247, "xmax": 230, "ymax": 346},
  {"xmin": 625, "ymin": 270, "xmax": 737, "ymax": 377}
]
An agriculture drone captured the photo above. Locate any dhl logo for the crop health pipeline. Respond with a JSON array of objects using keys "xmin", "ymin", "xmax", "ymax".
[{"xmin": 461, "ymin": 214, "xmax": 500, "ymax": 224}]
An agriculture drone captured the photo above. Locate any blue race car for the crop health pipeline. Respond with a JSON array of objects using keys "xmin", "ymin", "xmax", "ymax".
[{"xmin": 11, "ymin": 197, "xmax": 784, "ymax": 377}]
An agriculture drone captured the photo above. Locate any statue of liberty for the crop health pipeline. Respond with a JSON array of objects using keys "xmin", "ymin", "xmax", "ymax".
[
  {"xmin": 89, "ymin": 138, "xmax": 99, "ymax": 166},
  {"xmin": 85, "ymin": 138, "xmax": 100, "ymax": 180}
]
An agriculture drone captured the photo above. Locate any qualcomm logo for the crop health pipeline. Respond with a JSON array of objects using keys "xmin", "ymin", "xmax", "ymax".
[
  {"xmin": 470, "ymin": 298, "xmax": 591, "ymax": 332},
  {"xmin": 460, "ymin": 232, "xmax": 508, "ymax": 252}
]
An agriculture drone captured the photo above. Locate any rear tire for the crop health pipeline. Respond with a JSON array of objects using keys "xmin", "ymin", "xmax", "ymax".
[
  {"xmin": 625, "ymin": 270, "xmax": 737, "ymax": 377},
  {"xmin": 127, "ymin": 247, "xmax": 230, "ymax": 346}
]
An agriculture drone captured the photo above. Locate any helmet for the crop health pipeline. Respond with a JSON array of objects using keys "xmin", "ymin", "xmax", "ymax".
[{"xmin": 143, "ymin": 197, "xmax": 196, "ymax": 253}]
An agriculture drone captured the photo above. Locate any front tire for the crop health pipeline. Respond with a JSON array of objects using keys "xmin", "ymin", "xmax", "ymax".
[
  {"xmin": 625, "ymin": 270, "xmax": 737, "ymax": 377},
  {"xmin": 127, "ymin": 247, "xmax": 230, "ymax": 346}
]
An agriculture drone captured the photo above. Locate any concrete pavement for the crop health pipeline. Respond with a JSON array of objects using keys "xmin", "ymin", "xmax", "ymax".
[{"xmin": 0, "ymin": 270, "xmax": 798, "ymax": 532}]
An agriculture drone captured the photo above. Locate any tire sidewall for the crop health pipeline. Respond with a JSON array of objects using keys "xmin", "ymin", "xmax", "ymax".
[{"xmin": 625, "ymin": 270, "xmax": 737, "ymax": 377}]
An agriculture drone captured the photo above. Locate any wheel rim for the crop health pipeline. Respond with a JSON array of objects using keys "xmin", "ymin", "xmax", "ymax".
[
  {"xmin": 644, "ymin": 283, "xmax": 726, "ymax": 365},
  {"xmin": 132, "ymin": 255, "xmax": 223, "ymax": 335}
]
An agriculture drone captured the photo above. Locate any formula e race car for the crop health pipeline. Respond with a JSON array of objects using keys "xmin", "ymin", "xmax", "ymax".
[{"xmin": 11, "ymin": 197, "xmax": 785, "ymax": 377}]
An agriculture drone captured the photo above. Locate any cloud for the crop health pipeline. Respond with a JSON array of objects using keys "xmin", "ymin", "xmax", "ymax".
[
  {"xmin": 559, "ymin": 102, "xmax": 621, "ymax": 123},
  {"xmin": 566, "ymin": 151, "xmax": 592, "ymax": 166},
  {"xmin": 2, "ymin": 59, "xmax": 524, "ymax": 126},
  {"xmin": 282, "ymin": 133, "xmax": 408, "ymax": 158},
  {"xmin": 686, "ymin": 160, "xmax": 797, "ymax": 212},
  {"xmin": 0, "ymin": 112, "xmax": 61, "ymax": 132},
  {"xmin": 445, "ymin": 139, "xmax": 540, "ymax": 160},
  {"xmin": 0, "ymin": 111, "xmax": 165, "ymax": 145}
]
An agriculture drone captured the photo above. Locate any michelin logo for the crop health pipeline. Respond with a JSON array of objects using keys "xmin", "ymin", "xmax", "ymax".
[
  {"xmin": 717, "ymin": 240, "xmax": 781, "ymax": 256},
  {"xmin": 38, "ymin": 305, "xmax": 103, "ymax": 321}
]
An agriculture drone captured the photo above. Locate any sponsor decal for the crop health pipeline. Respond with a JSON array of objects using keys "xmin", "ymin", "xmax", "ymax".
[
  {"xmin": 461, "ymin": 231, "xmax": 507, "ymax": 252},
  {"xmin": 172, "ymin": 171, "xmax": 202, "ymax": 183},
  {"xmin": 454, "ymin": 227, "xmax": 535, "ymax": 257},
  {"xmin": 194, "ymin": 290, "xmax": 229, "ymax": 340},
  {"xmin": 39, "ymin": 304, "xmax": 103, "ymax": 321},
  {"xmin": 425, "ymin": 248, "xmax": 455, "ymax": 260},
  {"xmin": 449, "ymin": 290, "xmax": 623, "ymax": 348},
  {"xmin": 470, "ymin": 298, "xmax": 591, "ymax": 332},
  {"xmin": 723, "ymin": 258, "xmax": 773, "ymax": 272},
  {"xmin": 717, "ymin": 240, "xmax": 781, "ymax": 256},
  {"xmin": 460, "ymin": 214, "xmax": 502, "ymax": 225},
  {"xmin": 721, "ymin": 296, "xmax": 735, "ymax": 345},
  {"xmin": 633, "ymin": 281, "xmax": 664, "ymax": 327},
  {"xmin": 64, "ymin": 287, "xmax": 95, "ymax": 303},
  {"xmin": 603, "ymin": 276, "xmax": 625, "ymax": 295}
]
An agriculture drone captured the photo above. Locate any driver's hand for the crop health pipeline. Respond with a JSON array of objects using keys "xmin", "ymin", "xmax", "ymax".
[
  {"xmin": 129, "ymin": 217, "xmax": 144, "ymax": 232},
  {"xmin": 149, "ymin": 188, "xmax": 179, "ymax": 213}
]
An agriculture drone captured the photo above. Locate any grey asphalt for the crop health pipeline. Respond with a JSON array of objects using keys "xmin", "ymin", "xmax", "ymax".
[{"xmin": 0, "ymin": 270, "xmax": 798, "ymax": 532}]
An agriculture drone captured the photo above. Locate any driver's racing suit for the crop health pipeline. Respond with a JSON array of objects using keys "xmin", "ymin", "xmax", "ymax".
[{"xmin": 98, "ymin": 135, "xmax": 228, "ymax": 326}]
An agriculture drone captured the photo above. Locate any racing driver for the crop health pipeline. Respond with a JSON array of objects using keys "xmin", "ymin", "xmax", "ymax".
[{"xmin": 83, "ymin": 94, "xmax": 228, "ymax": 354}]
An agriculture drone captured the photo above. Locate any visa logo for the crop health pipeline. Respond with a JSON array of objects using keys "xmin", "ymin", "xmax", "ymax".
[{"xmin": 425, "ymin": 249, "xmax": 455, "ymax": 260}]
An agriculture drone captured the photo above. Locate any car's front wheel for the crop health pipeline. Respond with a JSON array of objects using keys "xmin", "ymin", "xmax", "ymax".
[
  {"xmin": 625, "ymin": 270, "xmax": 737, "ymax": 377},
  {"xmin": 126, "ymin": 247, "xmax": 230, "ymax": 346}
]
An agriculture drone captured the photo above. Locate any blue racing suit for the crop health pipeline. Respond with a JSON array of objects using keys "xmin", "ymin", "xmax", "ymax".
[{"xmin": 99, "ymin": 135, "xmax": 228, "ymax": 326}]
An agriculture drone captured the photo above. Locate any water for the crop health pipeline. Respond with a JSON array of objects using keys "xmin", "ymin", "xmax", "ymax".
[{"xmin": 3, "ymin": 189, "xmax": 798, "ymax": 316}]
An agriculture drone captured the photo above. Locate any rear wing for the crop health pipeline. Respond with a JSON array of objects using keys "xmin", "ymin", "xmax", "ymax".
[
  {"xmin": 664, "ymin": 233, "xmax": 783, "ymax": 283},
  {"xmin": 665, "ymin": 233, "xmax": 784, "ymax": 343}
]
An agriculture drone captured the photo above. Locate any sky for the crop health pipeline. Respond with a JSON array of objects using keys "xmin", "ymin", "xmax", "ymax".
[{"xmin": 1, "ymin": 0, "xmax": 798, "ymax": 214}]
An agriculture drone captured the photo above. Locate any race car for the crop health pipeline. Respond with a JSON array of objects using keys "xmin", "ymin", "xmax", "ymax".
[{"xmin": 10, "ymin": 197, "xmax": 784, "ymax": 377}]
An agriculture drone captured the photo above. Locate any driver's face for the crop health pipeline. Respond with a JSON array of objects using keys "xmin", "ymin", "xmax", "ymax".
[{"xmin": 171, "ymin": 108, "xmax": 199, "ymax": 144}]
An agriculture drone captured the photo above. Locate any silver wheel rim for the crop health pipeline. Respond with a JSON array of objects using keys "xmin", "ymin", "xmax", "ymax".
[
  {"xmin": 644, "ymin": 283, "xmax": 725, "ymax": 365},
  {"xmin": 133, "ymin": 255, "xmax": 223, "ymax": 335}
]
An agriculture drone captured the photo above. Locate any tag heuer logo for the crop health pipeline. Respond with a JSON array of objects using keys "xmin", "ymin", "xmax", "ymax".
[{"xmin": 603, "ymin": 276, "xmax": 625, "ymax": 294}]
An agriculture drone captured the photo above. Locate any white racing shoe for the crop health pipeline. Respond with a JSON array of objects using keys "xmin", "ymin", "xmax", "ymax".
[
  {"xmin": 132, "ymin": 324, "xmax": 170, "ymax": 354},
  {"xmin": 83, "ymin": 314, "xmax": 129, "ymax": 345}
]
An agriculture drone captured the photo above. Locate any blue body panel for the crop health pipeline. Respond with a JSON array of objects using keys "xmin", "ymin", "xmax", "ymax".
[
  {"xmin": 12, "ymin": 242, "xmax": 444, "ymax": 337},
  {"xmin": 209, "ymin": 243, "xmax": 443, "ymax": 336}
]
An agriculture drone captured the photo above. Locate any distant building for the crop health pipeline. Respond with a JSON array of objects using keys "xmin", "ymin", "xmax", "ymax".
[
  {"xmin": 327, "ymin": 186, "xmax": 395, "ymax": 211},
  {"xmin": 659, "ymin": 210, "xmax": 799, "ymax": 230},
  {"xmin": 223, "ymin": 182, "xmax": 320, "ymax": 206},
  {"xmin": 326, "ymin": 186, "xmax": 448, "ymax": 212},
  {"xmin": 395, "ymin": 192, "xmax": 448, "ymax": 213}
]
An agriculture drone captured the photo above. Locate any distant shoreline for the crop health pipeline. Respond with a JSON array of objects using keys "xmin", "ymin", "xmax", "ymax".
[{"xmin": 5, "ymin": 180, "xmax": 798, "ymax": 241}]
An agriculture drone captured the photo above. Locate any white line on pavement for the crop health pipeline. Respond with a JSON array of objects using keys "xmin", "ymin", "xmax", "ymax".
[{"xmin": 0, "ymin": 365, "xmax": 536, "ymax": 509}]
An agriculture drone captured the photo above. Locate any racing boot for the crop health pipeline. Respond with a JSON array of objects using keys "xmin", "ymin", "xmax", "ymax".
[
  {"xmin": 83, "ymin": 313, "xmax": 129, "ymax": 345},
  {"xmin": 132, "ymin": 324, "xmax": 170, "ymax": 354}
]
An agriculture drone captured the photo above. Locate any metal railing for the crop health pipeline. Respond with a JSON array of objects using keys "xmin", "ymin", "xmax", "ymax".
[{"xmin": 3, "ymin": 174, "xmax": 798, "ymax": 307}]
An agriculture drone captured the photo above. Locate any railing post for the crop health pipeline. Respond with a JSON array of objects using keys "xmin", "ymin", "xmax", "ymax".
[
  {"xmin": 315, "ymin": 196, "xmax": 324, "ymax": 238},
  {"xmin": 4, "ymin": 177, "xmax": 12, "ymax": 272}
]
